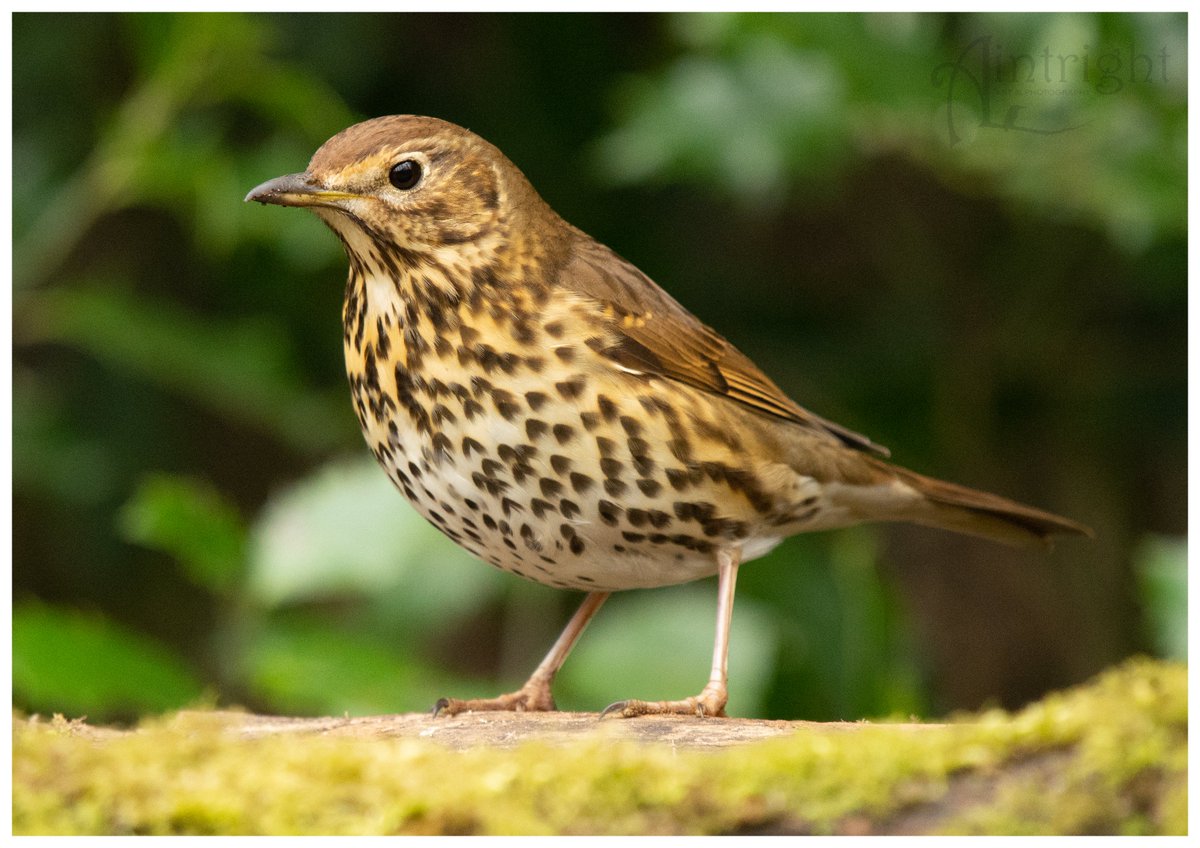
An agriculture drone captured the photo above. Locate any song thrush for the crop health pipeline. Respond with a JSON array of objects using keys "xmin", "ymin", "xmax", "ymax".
[{"xmin": 247, "ymin": 115, "xmax": 1091, "ymax": 718}]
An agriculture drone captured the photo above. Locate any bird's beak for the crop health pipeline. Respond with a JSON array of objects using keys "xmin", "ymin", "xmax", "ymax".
[{"xmin": 244, "ymin": 173, "xmax": 359, "ymax": 207}]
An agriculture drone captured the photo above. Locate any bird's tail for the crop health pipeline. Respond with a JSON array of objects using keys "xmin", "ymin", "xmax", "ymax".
[{"xmin": 871, "ymin": 459, "xmax": 1094, "ymax": 548}]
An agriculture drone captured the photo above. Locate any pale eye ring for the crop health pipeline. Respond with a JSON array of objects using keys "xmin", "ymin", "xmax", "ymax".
[{"xmin": 388, "ymin": 159, "xmax": 422, "ymax": 190}]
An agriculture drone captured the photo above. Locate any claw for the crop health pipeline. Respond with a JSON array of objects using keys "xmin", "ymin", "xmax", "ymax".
[
  {"xmin": 599, "ymin": 700, "xmax": 629, "ymax": 719},
  {"xmin": 431, "ymin": 697, "xmax": 451, "ymax": 718}
]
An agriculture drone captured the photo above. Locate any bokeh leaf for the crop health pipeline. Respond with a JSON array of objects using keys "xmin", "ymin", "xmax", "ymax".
[
  {"xmin": 1134, "ymin": 535, "xmax": 1186, "ymax": 660},
  {"xmin": 119, "ymin": 474, "xmax": 247, "ymax": 594},
  {"xmin": 241, "ymin": 612, "xmax": 471, "ymax": 715},
  {"xmin": 247, "ymin": 458, "xmax": 505, "ymax": 629},
  {"xmin": 13, "ymin": 602, "xmax": 204, "ymax": 720},
  {"xmin": 27, "ymin": 284, "xmax": 349, "ymax": 455},
  {"xmin": 597, "ymin": 12, "xmax": 1186, "ymax": 245}
]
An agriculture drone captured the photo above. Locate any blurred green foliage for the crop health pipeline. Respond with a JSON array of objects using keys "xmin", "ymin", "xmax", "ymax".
[
  {"xmin": 1134, "ymin": 536, "xmax": 1187, "ymax": 661},
  {"xmin": 12, "ymin": 12, "xmax": 1185, "ymax": 724},
  {"xmin": 119, "ymin": 475, "xmax": 246, "ymax": 594},
  {"xmin": 13, "ymin": 602, "xmax": 204, "ymax": 719}
]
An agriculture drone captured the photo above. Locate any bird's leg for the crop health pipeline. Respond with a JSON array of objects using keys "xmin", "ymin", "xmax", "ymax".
[
  {"xmin": 433, "ymin": 591, "xmax": 609, "ymax": 716},
  {"xmin": 602, "ymin": 547, "xmax": 741, "ymax": 719}
]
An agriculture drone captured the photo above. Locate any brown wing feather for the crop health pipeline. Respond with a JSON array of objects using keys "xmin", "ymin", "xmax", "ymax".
[{"xmin": 559, "ymin": 236, "xmax": 890, "ymax": 458}]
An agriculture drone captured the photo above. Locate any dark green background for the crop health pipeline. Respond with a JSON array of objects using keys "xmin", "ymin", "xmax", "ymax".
[{"xmin": 12, "ymin": 12, "xmax": 1186, "ymax": 722}]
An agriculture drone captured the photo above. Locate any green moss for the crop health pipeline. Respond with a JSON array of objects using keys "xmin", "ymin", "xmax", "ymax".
[{"xmin": 13, "ymin": 658, "xmax": 1186, "ymax": 835}]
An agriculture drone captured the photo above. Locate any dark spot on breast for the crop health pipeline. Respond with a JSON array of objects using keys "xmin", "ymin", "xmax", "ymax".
[
  {"xmin": 512, "ymin": 320, "xmax": 536, "ymax": 346},
  {"xmin": 580, "ymin": 412, "xmax": 600, "ymax": 431},
  {"xmin": 550, "ymin": 455, "xmax": 572, "ymax": 475},
  {"xmin": 525, "ymin": 390, "xmax": 549, "ymax": 412},
  {"xmin": 626, "ymin": 508, "xmax": 648, "ymax": 527},
  {"xmin": 471, "ymin": 472, "xmax": 509, "ymax": 497},
  {"xmin": 539, "ymin": 477, "xmax": 564, "ymax": 498},
  {"xmin": 597, "ymin": 395, "xmax": 619, "ymax": 421},
  {"xmin": 519, "ymin": 523, "xmax": 543, "ymax": 552},
  {"xmin": 544, "ymin": 320, "xmax": 565, "ymax": 338},
  {"xmin": 497, "ymin": 352, "xmax": 520, "ymax": 375},
  {"xmin": 668, "ymin": 439, "xmax": 693, "ymax": 463},
  {"xmin": 497, "ymin": 444, "xmax": 518, "ymax": 463},
  {"xmin": 501, "ymin": 497, "xmax": 524, "ymax": 516},
  {"xmin": 559, "ymin": 499, "xmax": 581, "ymax": 519},
  {"xmin": 596, "ymin": 437, "xmax": 617, "ymax": 457},
  {"xmin": 604, "ymin": 479, "xmax": 628, "ymax": 497},
  {"xmin": 702, "ymin": 518, "xmax": 748, "ymax": 539},
  {"xmin": 552, "ymin": 424, "xmax": 575, "ymax": 445},
  {"xmin": 463, "ymin": 398, "xmax": 485, "ymax": 420},
  {"xmin": 637, "ymin": 479, "xmax": 662, "ymax": 497},
  {"xmin": 531, "ymin": 498, "xmax": 556, "ymax": 518},
  {"xmin": 495, "ymin": 397, "xmax": 521, "ymax": 421},
  {"xmin": 600, "ymin": 457, "xmax": 624, "ymax": 478},
  {"xmin": 598, "ymin": 500, "xmax": 622, "ymax": 526},
  {"xmin": 375, "ymin": 320, "xmax": 392, "ymax": 359},
  {"xmin": 553, "ymin": 346, "xmax": 576, "ymax": 362},
  {"xmin": 555, "ymin": 378, "xmax": 585, "ymax": 400},
  {"xmin": 569, "ymin": 472, "xmax": 594, "ymax": 494},
  {"xmin": 621, "ymin": 531, "xmax": 646, "ymax": 543},
  {"xmin": 526, "ymin": 419, "xmax": 549, "ymax": 440}
]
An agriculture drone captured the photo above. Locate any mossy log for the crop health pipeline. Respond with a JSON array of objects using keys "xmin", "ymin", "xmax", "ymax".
[{"xmin": 13, "ymin": 658, "xmax": 1186, "ymax": 835}]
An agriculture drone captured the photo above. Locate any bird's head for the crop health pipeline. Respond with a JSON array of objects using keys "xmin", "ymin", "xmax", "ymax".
[{"xmin": 246, "ymin": 115, "xmax": 543, "ymax": 257}]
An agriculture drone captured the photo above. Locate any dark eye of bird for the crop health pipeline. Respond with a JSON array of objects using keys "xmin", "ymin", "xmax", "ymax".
[{"xmin": 388, "ymin": 159, "xmax": 422, "ymax": 191}]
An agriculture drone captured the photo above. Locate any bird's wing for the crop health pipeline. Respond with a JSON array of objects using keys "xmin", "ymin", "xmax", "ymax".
[{"xmin": 558, "ymin": 237, "xmax": 890, "ymax": 458}]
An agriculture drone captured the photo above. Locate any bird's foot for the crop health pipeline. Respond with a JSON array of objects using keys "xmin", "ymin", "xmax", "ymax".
[
  {"xmin": 432, "ymin": 677, "xmax": 556, "ymax": 717},
  {"xmin": 600, "ymin": 683, "xmax": 728, "ymax": 719}
]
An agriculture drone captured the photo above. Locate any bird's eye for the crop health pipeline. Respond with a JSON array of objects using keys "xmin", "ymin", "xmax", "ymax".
[{"xmin": 388, "ymin": 159, "xmax": 422, "ymax": 191}]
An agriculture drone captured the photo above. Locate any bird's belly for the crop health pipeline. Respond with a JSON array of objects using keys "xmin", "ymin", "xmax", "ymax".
[{"xmin": 349, "ymin": 351, "xmax": 797, "ymax": 592}]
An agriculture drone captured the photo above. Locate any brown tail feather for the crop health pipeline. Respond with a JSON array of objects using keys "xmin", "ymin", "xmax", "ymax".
[{"xmin": 882, "ymin": 462, "xmax": 1094, "ymax": 548}]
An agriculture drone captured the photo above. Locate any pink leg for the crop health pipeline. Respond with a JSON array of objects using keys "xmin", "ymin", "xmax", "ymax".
[
  {"xmin": 434, "ymin": 591, "xmax": 610, "ymax": 716},
  {"xmin": 601, "ymin": 547, "xmax": 741, "ymax": 718}
]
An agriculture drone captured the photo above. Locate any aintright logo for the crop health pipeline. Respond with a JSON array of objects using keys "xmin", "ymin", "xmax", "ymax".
[{"xmin": 932, "ymin": 35, "xmax": 1171, "ymax": 145}]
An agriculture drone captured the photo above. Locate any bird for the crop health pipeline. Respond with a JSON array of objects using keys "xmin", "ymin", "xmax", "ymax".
[{"xmin": 246, "ymin": 115, "xmax": 1092, "ymax": 719}]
